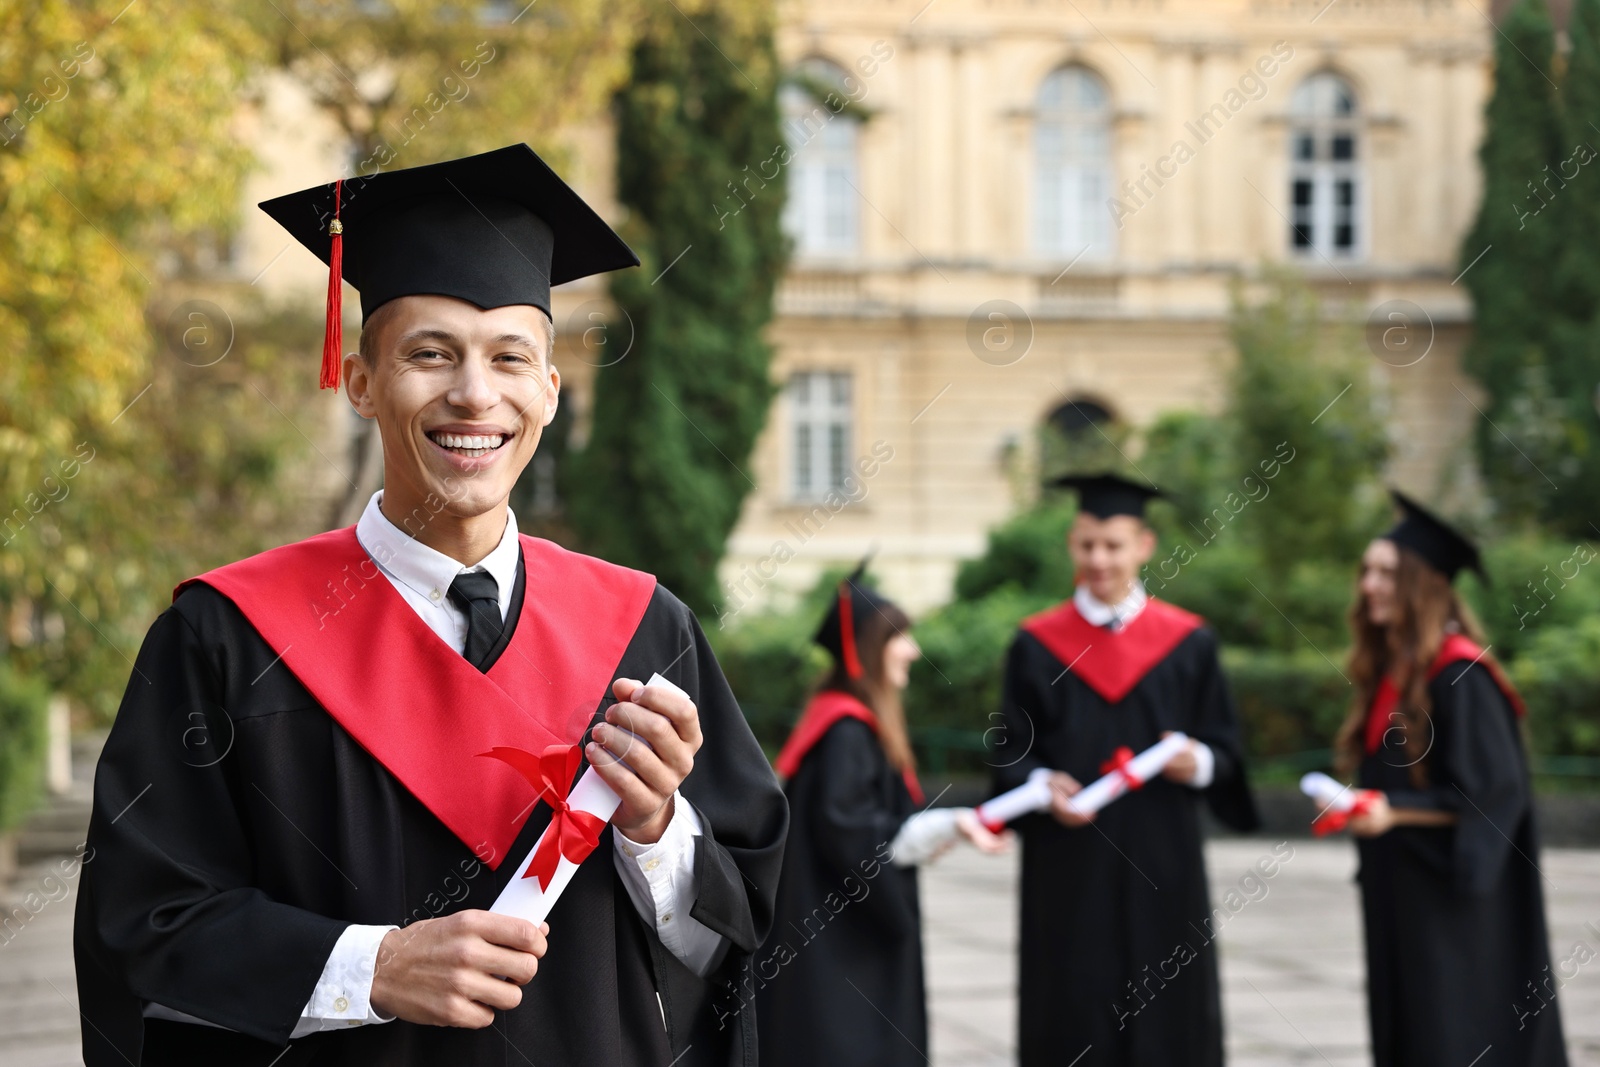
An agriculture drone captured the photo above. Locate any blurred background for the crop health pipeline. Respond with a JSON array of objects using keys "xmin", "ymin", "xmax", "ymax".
[
  {"xmin": 3, "ymin": 0, "xmax": 1600, "ymax": 1048},
  {"xmin": 8, "ymin": 0, "xmax": 1597, "ymax": 818}
]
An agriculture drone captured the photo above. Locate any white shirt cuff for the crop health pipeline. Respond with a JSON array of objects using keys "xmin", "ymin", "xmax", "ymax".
[
  {"xmin": 1188, "ymin": 740, "xmax": 1216, "ymax": 790},
  {"xmin": 291, "ymin": 923, "xmax": 397, "ymax": 1037},
  {"xmin": 613, "ymin": 792, "xmax": 729, "ymax": 977}
]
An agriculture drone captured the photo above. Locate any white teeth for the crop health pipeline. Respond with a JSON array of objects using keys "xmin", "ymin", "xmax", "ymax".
[{"xmin": 432, "ymin": 432, "xmax": 506, "ymax": 451}]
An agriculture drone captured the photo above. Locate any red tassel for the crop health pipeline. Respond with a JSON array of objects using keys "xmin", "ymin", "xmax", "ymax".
[
  {"xmin": 320, "ymin": 178, "xmax": 344, "ymax": 391},
  {"xmin": 839, "ymin": 584, "xmax": 863, "ymax": 679}
]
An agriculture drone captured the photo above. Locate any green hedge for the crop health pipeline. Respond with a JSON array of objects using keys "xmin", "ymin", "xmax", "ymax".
[
  {"xmin": 1223, "ymin": 648, "xmax": 1348, "ymax": 777},
  {"xmin": 0, "ymin": 663, "xmax": 51, "ymax": 833},
  {"xmin": 1513, "ymin": 615, "xmax": 1600, "ymax": 759},
  {"xmin": 709, "ymin": 607, "xmax": 827, "ymax": 756}
]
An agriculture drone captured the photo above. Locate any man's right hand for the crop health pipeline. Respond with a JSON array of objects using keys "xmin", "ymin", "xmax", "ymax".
[
  {"xmin": 1048, "ymin": 771, "xmax": 1095, "ymax": 828},
  {"xmin": 370, "ymin": 910, "xmax": 548, "ymax": 1028}
]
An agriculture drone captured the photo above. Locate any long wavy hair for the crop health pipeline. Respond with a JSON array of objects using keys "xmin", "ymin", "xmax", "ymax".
[
  {"xmin": 1334, "ymin": 542, "xmax": 1495, "ymax": 784},
  {"xmin": 813, "ymin": 599, "xmax": 917, "ymax": 775}
]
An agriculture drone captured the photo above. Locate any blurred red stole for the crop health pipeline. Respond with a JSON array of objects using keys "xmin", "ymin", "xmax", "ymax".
[
  {"xmin": 1363, "ymin": 633, "xmax": 1526, "ymax": 755},
  {"xmin": 174, "ymin": 526, "xmax": 656, "ymax": 869},
  {"xmin": 775, "ymin": 689, "xmax": 926, "ymax": 805},
  {"xmin": 1021, "ymin": 598, "xmax": 1203, "ymax": 704}
]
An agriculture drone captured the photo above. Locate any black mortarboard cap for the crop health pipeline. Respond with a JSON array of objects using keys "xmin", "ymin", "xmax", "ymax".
[
  {"xmin": 1383, "ymin": 489, "xmax": 1485, "ymax": 582},
  {"xmin": 258, "ymin": 144, "xmax": 638, "ymax": 390},
  {"xmin": 814, "ymin": 555, "xmax": 896, "ymax": 679},
  {"xmin": 1052, "ymin": 472, "xmax": 1163, "ymax": 519}
]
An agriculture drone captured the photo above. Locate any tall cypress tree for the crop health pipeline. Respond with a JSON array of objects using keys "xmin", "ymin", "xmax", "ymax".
[
  {"xmin": 1543, "ymin": 0, "xmax": 1600, "ymax": 532},
  {"xmin": 1458, "ymin": 0, "xmax": 1566, "ymax": 527},
  {"xmin": 565, "ymin": 0, "xmax": 787, "ymax": 616}
]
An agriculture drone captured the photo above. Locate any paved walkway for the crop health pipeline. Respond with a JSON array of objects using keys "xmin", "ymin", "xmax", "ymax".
[
  {"xmin": 923, "ymin": 838, "xmax": 1600, "ymax": 1066},
  {"xmin": 4, "ymin": 838, "xmax": 1597, "ymax": 1064}
]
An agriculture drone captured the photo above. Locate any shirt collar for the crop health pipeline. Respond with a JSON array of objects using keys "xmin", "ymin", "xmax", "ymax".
[
  {"xmin": 355, "ymin": 491, "xmax": 522, "ymax": 611},
  {"xmin": 1074, "ymin": 580, "xmax": 1148, "ymax": 631}
]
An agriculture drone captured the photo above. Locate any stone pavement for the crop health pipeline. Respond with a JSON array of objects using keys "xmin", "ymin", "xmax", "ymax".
[
  {"xmin": 923, "ymin": 838, "xmax": 1600, "ymax": 1066},
  {"xmin": 4, "ymin": 838, "xmax": 1597, "ymax": 1065}
]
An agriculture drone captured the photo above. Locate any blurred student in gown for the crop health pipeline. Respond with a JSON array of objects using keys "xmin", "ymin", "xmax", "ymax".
[
  {"xmin": 991, "ymin": 474, "xmax": 1259, "ymax": 1067},
  {"xmin": 1327, "ymin": 491, "xmax": 1567, "ymax": 1066},
  {"xmin": 755, "ymin": 562, "xmax": 1009, "ymax": 1067}
]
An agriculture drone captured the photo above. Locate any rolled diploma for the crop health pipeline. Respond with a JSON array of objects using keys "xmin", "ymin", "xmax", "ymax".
[
  {"xmin": 974, "ymin": 732, "xmax": 1192, "ymax": 825},
  {"xmin": 490, "ymin": 672, "xmax": 682, "ymax": 924},
  {"xmin": 1300, "ymin": 771, "xmax": 1360, "ymax": 813},
  {"xmin": 974, "ymin": 767, "xmax": 1055, "ymax": 828},
  {"xmin": 1066, "ymin": 732, "xmax": 1191, "ymax": 816}
]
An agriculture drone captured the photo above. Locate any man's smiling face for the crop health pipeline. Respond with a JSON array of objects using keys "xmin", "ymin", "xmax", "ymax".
[{"xmin": 345, "ymin": 294, "xmax": 559, "ymax": 525}]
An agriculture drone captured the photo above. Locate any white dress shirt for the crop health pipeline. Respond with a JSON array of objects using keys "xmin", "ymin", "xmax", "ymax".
[
  {"xmin": 147, "ymin": 492, "xmax": 723, "ymax": 1037},
  {"xmin": 1072, "ymin": 581, "xmax": 1215, "ymax": 789}
]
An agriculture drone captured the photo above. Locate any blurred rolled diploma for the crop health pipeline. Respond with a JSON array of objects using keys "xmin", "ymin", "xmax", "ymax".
[
  {"xmin": 1066, "ymin": 732, "xmax": 1191, "ymax": 816},
  {"xmin": 490, "ymin": 672, "xmax": 682, "ymax": 925},
  {"xmin": 975, "ymin": 768, "xmax": 1055, "ymax": 830},
  {"xmin": 1301, "ymin": 771, "xmax": 1367, "ymax": 814},
  {"xmin": 976, "ymin": 732, "xmax": 1192, "ymax": 827},
  {"xmin": 1299, "ymin": 771, "xmax": 1350, "ymax": 806}
]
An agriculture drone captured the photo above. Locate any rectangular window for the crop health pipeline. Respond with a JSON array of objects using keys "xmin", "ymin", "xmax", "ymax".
[
  {"xmin": 1291, "ymin": 179, "xmax": 1314, "ymax": 248},
  {"xmin": 788, "ymin": 371, "xmax": 853, "ymax": 501},
  {"xmin": 1334, "ymin": 180, "xmax": 1355, "ymax": 251}
]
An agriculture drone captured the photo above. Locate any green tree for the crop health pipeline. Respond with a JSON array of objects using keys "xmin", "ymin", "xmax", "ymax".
[
  {"xmin": 1226, "ymin": 271, "xmax": 1389, "ymax": 583},
  {"xmin": 1457, "ymin": 0, "xmax": 1572, "ymax": 529},
  {"xmin": 566, "ymin": 0, "xmax": 787, "ymax": 616},
  {"xmin": 1139, "ymin": 409, "xmax": 1232, "ymax": 534},
  {"xmin": 0, "ymin": 1, "xmax": 269, "ymax": 719},
  {"xmin": 1538, "ymin": 0, "xmax": 1600, "ymax": 534}
]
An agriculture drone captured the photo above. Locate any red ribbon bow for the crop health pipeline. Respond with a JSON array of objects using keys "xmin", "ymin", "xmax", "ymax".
[
  {"xmin": 480, "ymin": 744, "xmax": 607, "ymax": 890},
  {"xmin": 1099, "ymin": 746, "xmax": 1144, "ymax": 790},
  {"xmin": 1312, "ymin": 789, "xmax": 1379, "ymax": 836}
]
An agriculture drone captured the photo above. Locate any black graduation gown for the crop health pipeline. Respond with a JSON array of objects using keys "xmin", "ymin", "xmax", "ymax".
[
  {"xmin": 755, "ymin": 717, "xmax": 926, "ymax": 1067},
  {"xmin": 74, "ymin": 552, "xmax": 788, "ymax": 1067},
  {"xmin": 1356, "ymin": 662, "xmax": 1568, "ymax": 1067},
  {"xmin": 992, "ymin": 615, "xmax": 1259, "ymax": 1067}
]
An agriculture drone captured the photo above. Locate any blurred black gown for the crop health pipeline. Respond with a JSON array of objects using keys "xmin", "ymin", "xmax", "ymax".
[
  {"xmin": 1355, "ymin": 637, "xmax": 1567, "ymax": 1067},
  {"xmin": 992, "ymin": 598, "xmax": 1259, "ymax": 1067},
  {"xmin": 756, "ymin": 691, "xmax": 928, "ymax": 1067}
]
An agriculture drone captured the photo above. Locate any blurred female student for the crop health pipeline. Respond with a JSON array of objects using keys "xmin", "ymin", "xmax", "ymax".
[
  {"xmin": 1329, "ymin": 491, "xmax": 1567, "ymax": 1067},
  {"xmin": 755, "ymin": 562, "xmax": 1008, "ymax": 1067}
]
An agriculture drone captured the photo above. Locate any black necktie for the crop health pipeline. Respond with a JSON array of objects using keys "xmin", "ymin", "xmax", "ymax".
[{"xmin": 447, "ymin": 571, "xmax": 503, "ymax": 671}]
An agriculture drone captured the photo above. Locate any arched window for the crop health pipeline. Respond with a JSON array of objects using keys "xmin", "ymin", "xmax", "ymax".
[
  {"xmin": 1034, "ymin": 66, "xmax": 1115, "ymax": 261},
  {"xmin": 1047, "ymin": 398, "xmax": 1113, "ymax": 438},
  {"xmin": 1288, "ymin": 73, "xmax": 1361, "ymax": 258},
  {"xmin": 1040, "ymin": 397, "xmax": 1121, "ymax": 478},
  {"xmin": 781, "ymin": 59, "xmax": 860, "ymax": 257}
]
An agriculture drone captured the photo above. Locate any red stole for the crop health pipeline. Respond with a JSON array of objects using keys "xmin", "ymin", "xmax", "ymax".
[
  {"xmin": 1020, "ymin": 598, "xmax": 1204, "ymax": 704},
  {"xmin": 174, "ymin": 526, "xmax": 656, "ymax": 869},
  {"xmin": 774, "ymin": 690, "xmax": 926, "ymax": 805},
  {"xmin": 1362, "ymin": 633, "xmax": 1526, "ymax": 755}
]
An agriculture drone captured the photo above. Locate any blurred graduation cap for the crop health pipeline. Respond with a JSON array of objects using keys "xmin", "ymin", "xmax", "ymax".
[
  {"xmin": 814, "ymin": 555, "xmax": 895, "ymax": 680},
  {"xmin": 1052, "ymin": 472, "xmax": 1163, "ymax": 520},
  {"xmin": 1383, "ymin": 489, "xmax": 1485, "ymax": 583},
  {"xmin": 258, "ymin": 144, "xmax": 639, "ymax": 391}
]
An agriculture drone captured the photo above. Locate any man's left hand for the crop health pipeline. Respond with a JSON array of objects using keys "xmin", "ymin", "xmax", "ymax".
[
  {"xmin": 1160, "ymin": 731, "xmax": 1199, "ymax": 784},
  {"xmin": 588, "ymin": 677, "xmax": 703, "ymax": 844}
]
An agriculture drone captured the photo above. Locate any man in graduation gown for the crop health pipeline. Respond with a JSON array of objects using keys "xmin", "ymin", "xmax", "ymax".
[
  {"xmin": 990, "ymin": 474, "xmax": 1259, "ymax": 1067},
  {"xmin": 73, "ymin": 144, "xmax": 789, "ymax": 1067}
]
